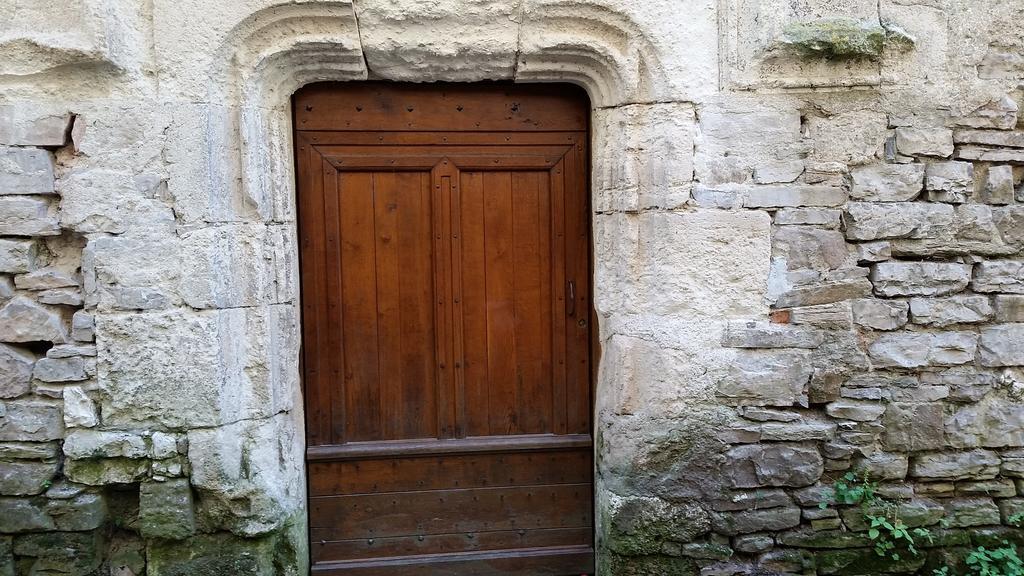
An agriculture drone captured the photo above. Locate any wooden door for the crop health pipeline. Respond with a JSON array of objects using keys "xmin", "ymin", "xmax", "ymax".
[{"xmin": 294, "ymin": 83, "xmax": 593, "ymax": 576}]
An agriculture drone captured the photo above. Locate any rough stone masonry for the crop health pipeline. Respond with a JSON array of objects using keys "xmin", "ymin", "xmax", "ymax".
[{"xmin": 0, "ymin": 0, "xmax": 1023, "ymax": 574}]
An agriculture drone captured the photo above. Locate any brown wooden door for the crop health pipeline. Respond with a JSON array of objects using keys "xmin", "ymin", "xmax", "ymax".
[{"xmin": 294, "ymin": 83, "xmax": 593, "ymax": 576}]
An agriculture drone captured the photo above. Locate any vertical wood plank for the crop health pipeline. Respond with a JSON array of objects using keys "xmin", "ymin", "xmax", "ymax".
[
  {"xmin": 374, "ymin": 172, "xmax": 402, "ymax": 440},
  {"xmin": 323, "ymin": 161, "xmax": 346, "ymax": 444},
  {"xmin": 549, "ymin": 158, "xmax": 568, "ymax": 436},
  {"xmin": 450, "ymin": 169, "xmax": 467, "ymax": 438},
  {"xmin": 340, "ymin": 171, "xmax": 382, "ymax": 441},
  {"xmin": 484, "ymin": 171, "xmax": 517, "ymax": 435},
  {"xmin": 458, "ymin": 171, "xmax": 489, "ymax": 437},
  {"xmin": 432, "ymin": 161, "xmax": 456, "ymax": 439},
  {"xmin": 396, "ymin": 172, "xmax": 438, "ymax": 439},
  {"xmin": 511, "ymin": 171, "xmax": 549, "ymax": 434}
]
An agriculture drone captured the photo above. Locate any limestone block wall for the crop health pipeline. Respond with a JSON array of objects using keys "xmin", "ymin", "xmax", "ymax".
[{"xmin": 0, "ymin": 0, "xmax": 1021, "ymax": 575}]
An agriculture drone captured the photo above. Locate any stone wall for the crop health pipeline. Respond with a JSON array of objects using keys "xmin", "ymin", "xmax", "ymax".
[{"xmin": 0, "ymin": 0, "xmax": 1022, "ymax": 575}]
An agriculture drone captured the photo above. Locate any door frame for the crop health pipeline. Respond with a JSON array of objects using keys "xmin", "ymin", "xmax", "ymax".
[
  {"xmin": 293, "ymin": 82, "xmax": 598, "ymax": 574},
  {"xmin": 205, "ymin": 7, "xmax": 676, "ymax": 572}
]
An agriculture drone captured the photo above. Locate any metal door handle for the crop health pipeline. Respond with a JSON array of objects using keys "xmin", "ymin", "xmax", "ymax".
[{"xmin": 567, "ymin": 280, "xmax": 576, "ymax": 317}]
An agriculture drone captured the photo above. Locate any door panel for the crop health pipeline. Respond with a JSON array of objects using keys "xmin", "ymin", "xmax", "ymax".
[{"xmin": 295, "ymin": 83, "xmax": 592, "ymax": 576}]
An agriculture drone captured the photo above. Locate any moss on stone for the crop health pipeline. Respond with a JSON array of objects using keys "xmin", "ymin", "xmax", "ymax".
[
  {"xmin": 147, "ymin": 510, "xmax": 308, "ymax": 576},
  {"xmin": 147, "ymin": 533, "xmax": 276, "ymax": 576},
  {"xmin": 781, "ymin": 18, "xmax": 889, "ymax": 60},
  {"xmin": 600, "ymin": 552, "xmax": 699, "ymax": 576},
  {"xmin": 603, "ymin": 494, "xmax": 710, "ymax": 556}
]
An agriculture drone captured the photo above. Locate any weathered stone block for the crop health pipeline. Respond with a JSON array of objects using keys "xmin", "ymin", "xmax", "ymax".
[
  {"xmin": 953, "ymin": 129, "xmax": 1024, "ymax": 148},
  {"xmin": 721, "ymin": 321, "xmax": 824, "ymax": 349},
  {"xmin": 712, "ymin": 506, "xmax": 801, "ymax": 535},
  {"xmin": 852, "ymin": 452, "xmax": 909, "ymax": 480},
  {"xmin": 0, "ymin": 196, "xmax": 59, "ymax": 236},
  {"xmin": 98, "ymin": 306, "xmax": 295, "ymax": 429},
  {"xmin": 910, "ymin": 450, "xmax": 1001, "ymax": 480},
  {"xmin": 868, "ymin": 331, "xmax": 977, "ymax": 368},
  {"xmin": 849, "ymin": 163, "xmax": 924, "ymax": 202},
  {"xmin": 0, "ymin": 497, "xmax": 53, "ymax": 532},
  {"xmin": 855, "ymin": 241, "xmax": 892, "ymax": 263},
  {"xmin": 179, "ymin": 224, "xmax": 283, "ymax": 309},
  {"xmin": 774, "ymin": 208, "xmax": 841, "ymax": 227},
  {"xmin": 62, "ymin": 387, "xmax": 97, "ymax": 429},
  {"xmin": 825, "ymin": 400, "xmax": 884, "ymax": 422},
  {"xmin": 710, "ymin": 488, "xmax": 792, "ymax": 511},
  {"xmin": 998, "ymin": 498, "xmax": 1024, "ymax": 523},
  {"xmin": 32, "ymin": 356, "xmax": 89, "ymax": 382},
  {"xmin": 947, "ymin": 397, "xmax": 1024, "ymax": 448},
  {"xmin": 957, "ymin": 146, "xmax": 1024, "ymax": 164},
  {"xmin": 851, "ymin": 298, "xmax": 908, "ymax": 330},
  {"xmin": 734, "ymin": 534, "xmax": 774, "ymax": 553},
  {"xmin": 760, "ymin": 421, "xmax": 836, "ymax": 441},
  {"xmin": 954, "ymin": 95, "xmax": 1019, "ymax": 130},
  {"xmin": 0, "ymin": 460, "xmax": 58, "ymax": 496},
  {"xmin": 593, "ymin": 103, "xmax": 697, "ymax": 211},
  {"xmin": 996, "ymin": 295, "xmax": 1024, "ymax": 322},
  {"xmin": 882, "ymin": 402, "xmax": 945, "ymax": 451},
  {"xmin": 774, "ymin": 278, "xmax": 873, "ymax": 309},
  {"xmin": 841, "ymin": 499, "xmax": 944, "ymax": 531},
  {"xmin": 979, "ymin": 323, "xmax": 1024, "ymax": 366},
  {"xmin": 12, "ymin": 531, "xmax": 102, "ymax": 575},
  {"xmin": 717, "ymin": 350, "xmax": 812, "ymax": 407},
  {"xmin": 725, "ymin": 444, "xmax": 823, "ymax": 488},
  {"xmin": 59, "ymin": 168, "xmax": 175, "ymax": 234},
  {"xmin": 605, "ymin": 494, "xmax": 710, "ymax": 555},
  {"xmin": 0, "ymin": 296, "xmax": 66, "ymax": 344},
  {"xmin": 140, "ymin": 479, "xmax": 196, "ymax": 540},
  {"xmin": 0, "ymin": 344, "xmax": 33, "ymax": 399},
  {"xmin": 0, "ymin": 441, "xmax": 58, "ymax": 460},
  {"xmin": 972, "ymin": 261, "xmax": 1024, "ymax": 294},
  {"xmin": 843, "ymin": 201, "xmax": 953, "ymax": 241},
  {"xmin": 0, "ymin": 146, "xmax": 54, "ymax": 195},
  {"xmin": 996, "ymin": 206, "xmax": 1024, "ymax": 248},
  {"xmin": 739, "ymin": 407, "xmax": 801, "ymax": 423},
  {"xmin": 84, "ymin": 230, "xmax": 181, "ymax": 311},
  {"xmin": 776, "ymin": 528, "xmax": 869, "ymax": 548},
  {"xmin": 956, "ymin": 479, "xmax": 1016, "ymax": 498},
  {"xmin": 64, "ymin": 457, "xmax": 150, "ymax": 486},
  {"xmin": 773, "ymin": 227, "xmax": 849, "ymax": 272},
  {"xmin": 187, "ymin": 414, "xmax": 303, "ymax": 536},
  {"xmin": 984, "ymin": 165, "xmax": 1016, "ymax": 205},
  {"xmin": 944, "ymin": 498, "xmax": 1001, "ymax": 527},
  {"xmin": 45, "ymin": 492, "xmax": 106, "ymax": 531},
  {"xmin": 742, "ymin": 185, "xmax": 847, "ymax": 208},
  {"xmin": 0, "ymin": 107, "xmax": 71, "ymax": 147},
  {"xmin": 925, "ymin": 161, "xmax": 974, "ymax": 203},
  {"xmin": 14, "ymin": 267, "xmax": 77, "ymax": 291},
  {"xmin": 909, "ymin": 295, "xmax": 994, "ymax": 326},
  {"xmin": 0, "ymin": 402, "xmax": 63, "ymax": 441},
  {"xmin": 817, "ymin": 547, "xmax": 926, "ymax": 574},
  {"xmin": 146, "ymin": 533, "xmax": 279, "ymax": 576},
  {"xmin": 871, "ymin": 262, "xmax": 971, "ymax": 297},
  {"xmin": 0, "ymin": 239, "xmax": 37, "ymax": 275},
  {"xmin": 63, "ymin": 430, "xmax": 149, "ymax": 460},
  {"xmin": 895, "ymin": 128, "xmax": 953, "ymax": 158},
  {"xmin": 70, "ymin": 310, "xmax": 94, "ymax": 342}
]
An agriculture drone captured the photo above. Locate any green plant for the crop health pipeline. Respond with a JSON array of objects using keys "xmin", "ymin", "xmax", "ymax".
[
  {"xmin": 820, "ymin": 471, "xmax": 932, "ymax": 562},
  {"xmin": 1008, "ymin": 512, "xmax": 1024, "ymax": 528},
  {"xmin": 936, "ymin": 543, "xmax": 1024, "ymax": 576}
]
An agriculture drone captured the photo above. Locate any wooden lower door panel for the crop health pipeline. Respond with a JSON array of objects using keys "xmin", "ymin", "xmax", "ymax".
[
  {"xmin": 311, "ymin": 546, "xmax": 595, "ymax": 575},
  {"xmin": 309, "ymin": 447, "xmax": 593, "ymax": 565}
]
